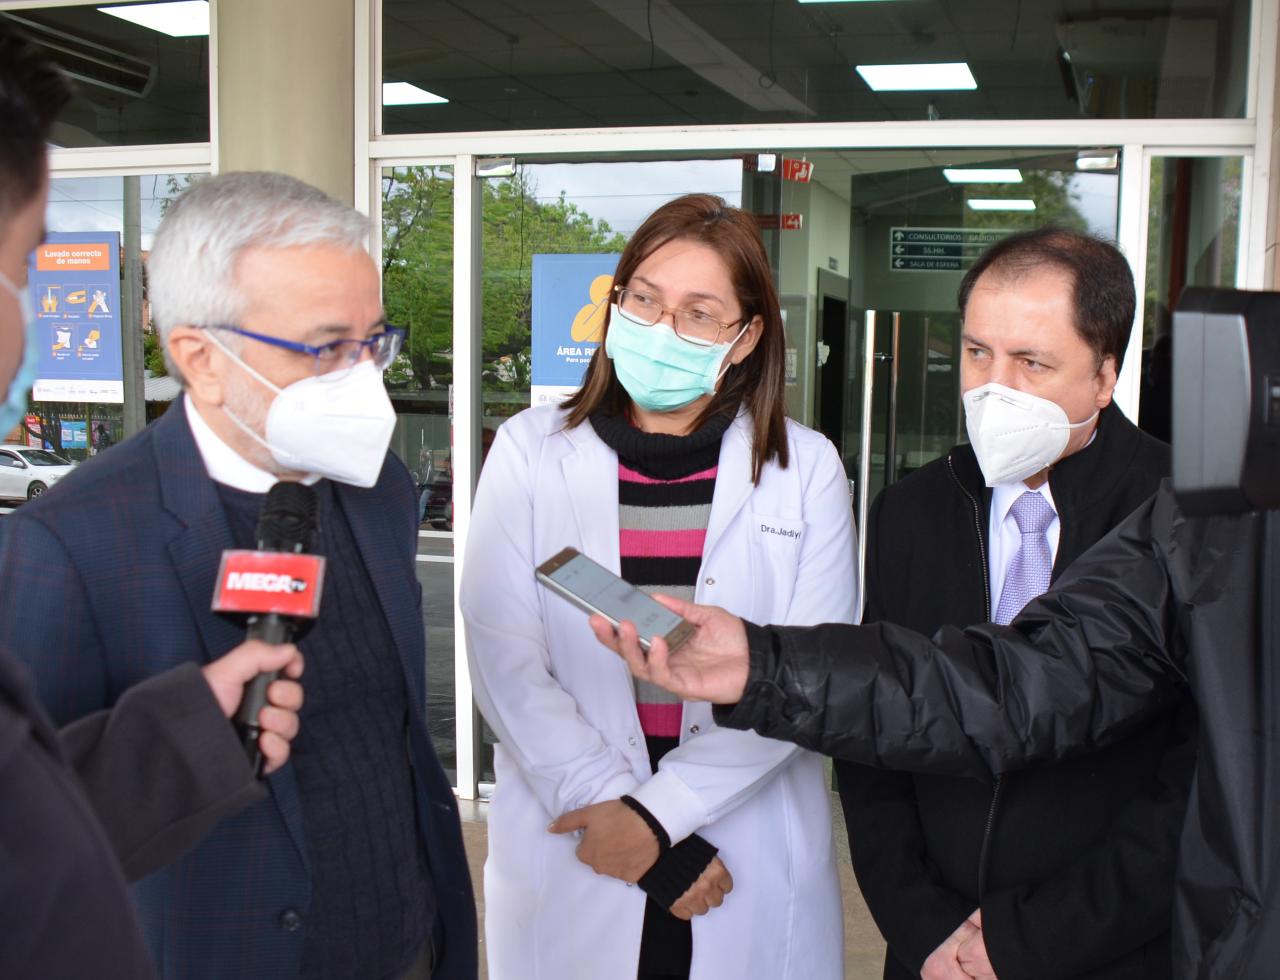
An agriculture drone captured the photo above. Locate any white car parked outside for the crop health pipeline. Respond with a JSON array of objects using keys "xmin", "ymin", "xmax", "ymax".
[{"xmin": 0, "ymin": 445, "xmax": 75, "ymax": 502}]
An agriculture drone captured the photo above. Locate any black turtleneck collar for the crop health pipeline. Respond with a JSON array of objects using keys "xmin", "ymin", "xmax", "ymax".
[{"xmin": 589, "ymin": 409, "xmax": 735, "ymax": 480}]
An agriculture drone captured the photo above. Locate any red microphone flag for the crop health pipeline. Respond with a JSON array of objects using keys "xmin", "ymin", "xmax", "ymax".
[{"xmin": 211, "ymin": 550, "xmax": 326, "ymax": 618}]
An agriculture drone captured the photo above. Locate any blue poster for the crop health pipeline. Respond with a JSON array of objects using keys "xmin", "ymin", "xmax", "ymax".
[
  {"xmin": 59, "ymin": 420, "xmax": 88, "ymax": 449},
  {"xmin": 530, "ymin": 253, "xmax": 620, "ymax": 406},
  {"xmin": 27, "ymin": 232, "xmax": 124, "ymax": 403}
]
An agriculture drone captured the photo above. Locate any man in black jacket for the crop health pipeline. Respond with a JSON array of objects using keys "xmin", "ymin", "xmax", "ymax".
[
  {"xmin": 603, "ymin": 481, "xmax": 1271, "ymax": 980},
  {"xmin": 838, "ymin": 230, "xmax": 1195, "ymax": 980}
]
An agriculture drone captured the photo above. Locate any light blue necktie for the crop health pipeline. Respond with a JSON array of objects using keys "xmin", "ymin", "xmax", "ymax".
[{"xmin": 994, "ymin": 491, "xmax": 1055, "ymax": 625}]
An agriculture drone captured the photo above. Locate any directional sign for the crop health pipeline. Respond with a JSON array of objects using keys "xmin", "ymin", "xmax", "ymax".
[{"xmin": 889, "ymin": 226, "xmax": 1015, "ymax": 273}]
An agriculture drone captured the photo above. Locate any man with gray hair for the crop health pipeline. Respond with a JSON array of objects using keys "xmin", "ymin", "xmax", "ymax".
[{"xmin": 0, "ymin": 171, "xmax": 476, "ymax": 980}]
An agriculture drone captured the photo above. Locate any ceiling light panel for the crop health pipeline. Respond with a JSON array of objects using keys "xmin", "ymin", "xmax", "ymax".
[
  {"xmin": 98, "ymin": 1, "xmax": 209, "ymax": 37},
  {"xmin": 942, "ymin": 168, "xmax": 1023, "ymax": 184},
  {"xmin": 856, "ymin": 62, "xmax": 977, "ymax": 92},
  {"xmin": 383, "ymin": 82, "xmax": 449, "ymax": 106},
  {"xmin": 966, "ymin": 199, "xmax": 1036, "ymax": 211}
]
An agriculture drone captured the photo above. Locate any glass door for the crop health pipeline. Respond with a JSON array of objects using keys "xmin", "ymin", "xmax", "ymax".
[{"xmin": 837, "ymin": 149, "xmax": 1122, "ymax": 555}]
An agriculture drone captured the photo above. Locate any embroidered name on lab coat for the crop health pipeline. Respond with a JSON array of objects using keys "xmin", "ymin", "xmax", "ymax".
[{"xmin": 760, "ymin": 523, "xmax": 802, "ymax": 540}]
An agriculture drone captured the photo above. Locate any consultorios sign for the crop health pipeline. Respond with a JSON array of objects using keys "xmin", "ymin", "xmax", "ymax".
[{"xmin": 889, "ymin": 226, "xmax": 1014, "ymax": 273}]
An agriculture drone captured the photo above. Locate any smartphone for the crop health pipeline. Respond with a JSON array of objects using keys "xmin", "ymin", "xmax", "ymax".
[{"xmin": 535, "ymin": 546, "xmax": 695, "ymax": 652}]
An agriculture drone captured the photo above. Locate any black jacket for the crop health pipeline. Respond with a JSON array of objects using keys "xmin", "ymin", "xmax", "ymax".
[
  {"xmin": 716, "ymin": 483, "xmax": 1274, "ymax": 980},
  {"xmin": 0, "ymin": 649, "xmax": 157, "ymax": 978},
  {"xmin": 836, "ymin": 404, "xmax": 1195, "ymax": 980},
  {"xmin": 0, "ymin": 650, "xmax": 268, "ymax": 978}
]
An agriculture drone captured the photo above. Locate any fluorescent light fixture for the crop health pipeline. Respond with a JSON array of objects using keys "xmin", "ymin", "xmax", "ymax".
[
  {"xmin": 383, "ymin": 82, "xmax": 449, "ymax": 106},
  {"xmin": 1076, "ymin": 151, "xmax": 1119, "ymax": 171},
  {"xmin": 856, "ymin": 62, "xmax": 977, "ymax": 92},
  {"xmin": 475, "ymin": 157, "xmax": 516, "ymax": 178},
  {"xmin": 943, "ymin": 168, "xmax": 1023, "ymax": 184},
  {"xmin": 757, "ymin": 153, "xmax": 777, "ymax": 173},
  {"xmin": 967, "ymin": 199, "xmax": 1036, "ymax": 212},
  {"xmin": 98, "ymin": 1, "xmax": 209, "ymax": 37}
]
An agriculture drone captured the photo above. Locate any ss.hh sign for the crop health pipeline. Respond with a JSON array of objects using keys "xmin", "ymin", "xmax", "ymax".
[
  {"xmin": 530, "ymin": 253, "xmax": 620, "ymax": 407},
  {"xmin": 27, "ymin": 232, "xmax": 124, "ymax": 403}
]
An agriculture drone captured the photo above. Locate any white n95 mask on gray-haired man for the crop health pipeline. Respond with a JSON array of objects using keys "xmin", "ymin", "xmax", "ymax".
[
  {"xmin": 963, "ymin": 381, "xmax": 1098, "ymax": 487},
  {"xmin": 209, "ymin": 331, "xmax": 396, "ymax": 488}
]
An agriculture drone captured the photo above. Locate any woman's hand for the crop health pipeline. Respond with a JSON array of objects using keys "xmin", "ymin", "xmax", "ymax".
[
  {"xmin": 548, "ymin": 799, "xmax": 661, "ymax": 882},
  {"xmin": 669, "ymin": 856, "xmax": 734, "ymax": 920}
]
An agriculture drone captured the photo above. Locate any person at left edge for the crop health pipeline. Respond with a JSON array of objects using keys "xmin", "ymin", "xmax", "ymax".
[
  {"xmin": 0, "ymin": 25, "xmax": 307, "ymax": 980},
  {"xmin": 0, "ymin": 172, "xmax": 476, "ymax": 980}
]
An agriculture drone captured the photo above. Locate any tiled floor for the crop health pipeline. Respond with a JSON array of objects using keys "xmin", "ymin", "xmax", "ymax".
[{"xmin": 457, "ymin": 794, "xmax": 888, "ymax": 980}]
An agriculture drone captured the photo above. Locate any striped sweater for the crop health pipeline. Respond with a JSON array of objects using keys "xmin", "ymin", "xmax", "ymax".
[
  {"xmin": 618, "ymin": 460, "xmax": 717, "ymax": 740},
  {"xmin": 590, "ymin": 409, "xmax": 732, "ymax": 970}
]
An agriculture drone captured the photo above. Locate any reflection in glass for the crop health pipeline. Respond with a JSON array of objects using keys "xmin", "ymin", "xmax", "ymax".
[
  {"xmin": 382, "ymin": 0, "xmax": 1249, "ymax": 134},
  {"xmin": 836, "ymin": 149, "xmax": 1119, "ymax": 506},
  {"xmin": 414, "ymin": 550, "xmax": 457, "ymax": 783},
  {"xmin": 382, "ymin": 166, "xmax": 463, "ymax": 783},
  {"xmin": 1139, "ymin": 156, "xmax": 1242, "ymax": 442},
  {"xmin": 2, "ymin": 6, "xmax": 209, "ymax": 146}
]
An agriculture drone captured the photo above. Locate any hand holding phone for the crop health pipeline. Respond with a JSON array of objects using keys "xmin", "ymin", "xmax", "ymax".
[{"xmin": 536, "ymin": 547, "xmax": 695, "ymax": 652}]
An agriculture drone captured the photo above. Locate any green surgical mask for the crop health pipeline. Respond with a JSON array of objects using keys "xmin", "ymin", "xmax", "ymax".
[{"xmin": 604, "ymin": 303, "xmax": 747, "ymax": 412}]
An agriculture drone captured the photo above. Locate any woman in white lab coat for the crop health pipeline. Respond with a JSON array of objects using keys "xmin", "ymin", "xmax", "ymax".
[{"xmin": 460, "ymin": 194, "xmax": 858, "ymax": 980}]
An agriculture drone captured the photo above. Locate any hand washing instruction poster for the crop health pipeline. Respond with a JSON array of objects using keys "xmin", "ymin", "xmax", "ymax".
[{"xmin": 27, "ymin": 232, "xmax": 124, "ymax": 403}]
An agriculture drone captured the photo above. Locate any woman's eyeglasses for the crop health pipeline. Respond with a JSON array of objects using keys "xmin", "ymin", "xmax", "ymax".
[{"xmin": 614, "ymin": 285, "xmax": 743, "ymax": 348}]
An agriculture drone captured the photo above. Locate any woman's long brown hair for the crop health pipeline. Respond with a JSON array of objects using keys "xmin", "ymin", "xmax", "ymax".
[{"xmin": 562, "ymin": 194, "xmax": 789, "ymax": 483}]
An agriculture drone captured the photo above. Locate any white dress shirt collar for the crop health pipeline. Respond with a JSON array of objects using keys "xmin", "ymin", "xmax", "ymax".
[
  {"xmin": 991, "ymin": 479, "xmax": 1058, "ymax": 533},
  {"xmin": 183, "ymin": 393, "xmax": 319, "ymax": 493}
]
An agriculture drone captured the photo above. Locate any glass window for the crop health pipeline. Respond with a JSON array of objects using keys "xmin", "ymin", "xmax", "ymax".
[
  {"xmin": 18, "ymin": 172, "xmax": 200, "ymax": 460},
  {"xmin": 831, "ymin": 148, "xmax": 1120, "ymax": 503},
  {"xmin": 1138, "ymin": 154, "xmax": 1244, "ymax": 442},
  {"xmin": 381, "ymin": 164, "xmax": 460, "ymax": 780},
  {"xmin": 2, "ymin": 3, "xmax": 210, "ymax": 146},
  {"xmin": 382, "ymin": 0, "xmax": 1249, "ymax": 134}
]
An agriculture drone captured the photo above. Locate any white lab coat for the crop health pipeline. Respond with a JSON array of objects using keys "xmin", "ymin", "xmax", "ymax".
[{"xmin": 460, "ymin": 404, "xmax": 859, "ymax": 980}]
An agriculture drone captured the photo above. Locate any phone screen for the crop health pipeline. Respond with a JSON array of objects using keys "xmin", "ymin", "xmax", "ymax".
[{"xmin": 540, "ymin": 551, "xmax": 686, "ymax": 641}]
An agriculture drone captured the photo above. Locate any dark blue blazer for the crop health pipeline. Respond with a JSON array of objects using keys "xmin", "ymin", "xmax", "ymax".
[{"xmin": 0, "ymin": 400, "xmax": 477, "ymax": 980}]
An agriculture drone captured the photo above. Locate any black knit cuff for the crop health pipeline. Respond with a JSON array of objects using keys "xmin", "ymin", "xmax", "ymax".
[
  {"xmin": 619, "ymin": 794, "xmax": 671, "ymax": 851},
  {"xmin": 637, "ymin": 833, "xmax": 719, "ymax": 910}
]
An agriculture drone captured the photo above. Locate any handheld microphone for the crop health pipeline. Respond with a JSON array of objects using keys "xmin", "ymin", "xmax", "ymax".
[{"xmin": 211, "ymin": 481, "xmax": 325, "ymax": 775}]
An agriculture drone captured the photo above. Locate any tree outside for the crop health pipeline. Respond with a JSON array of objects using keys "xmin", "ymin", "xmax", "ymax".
[{"xmin": 381, "ymin": 166, "xmax": 627, "ymax": 413}]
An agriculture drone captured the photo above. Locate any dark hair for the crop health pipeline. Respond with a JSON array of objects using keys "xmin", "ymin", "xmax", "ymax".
[
  {"xmin": 563, "ymin": 194, "xmax": 789, "ymax": 482},
  {"xmin": 957, "ymin": 227, "xmax": 1135, "ymax": 374},
  {"xmin": 0, "ymin": 22, "xmax": 71, "ymax": 222}
]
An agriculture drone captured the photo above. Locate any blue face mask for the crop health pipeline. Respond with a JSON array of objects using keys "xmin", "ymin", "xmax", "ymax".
[
  {"xmin": 0, "ymin": 270, "xmax": 39, "ymax": 436},
  {"xmin": 604, "ymin": 303, "xmax": 748, "ymax": 413}
]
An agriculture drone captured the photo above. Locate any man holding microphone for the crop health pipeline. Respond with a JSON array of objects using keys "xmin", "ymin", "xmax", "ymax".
[
  {"xmin": 0, "ymin": 22, "xmax": 306, "ymax": 978},
  {"xmin": 0, "ymin": 72, "xmax": 475, "ymax": 979}
]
